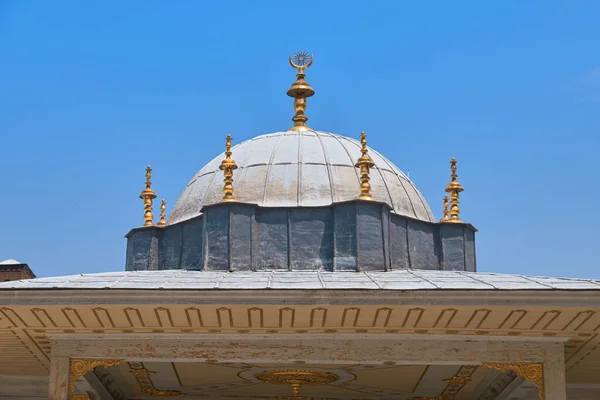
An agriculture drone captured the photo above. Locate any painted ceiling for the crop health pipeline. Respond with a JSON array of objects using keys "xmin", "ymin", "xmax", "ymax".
[{"xmin": 100, "ymin": 361, "xmax": 502, "ymax": 400}]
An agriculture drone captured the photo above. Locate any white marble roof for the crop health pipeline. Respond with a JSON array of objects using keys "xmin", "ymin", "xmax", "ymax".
[
  {"xmin": 0, "ymin": 270, "xmax": 599, "ymax": 290},
  {"xmin": 0, "ymin": 259, "xmax": 22, "ymax": 265},
  {"xmin": 168, "ymin": 130, "xmax": 435, "ymax": 224}
]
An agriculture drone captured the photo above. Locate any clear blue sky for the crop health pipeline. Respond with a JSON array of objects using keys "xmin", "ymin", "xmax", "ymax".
[{"xmin": 1, "ymin": 1, "xmax": 598, "ymax": 279}]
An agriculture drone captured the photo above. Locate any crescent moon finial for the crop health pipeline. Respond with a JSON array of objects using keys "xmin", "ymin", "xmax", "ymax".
[
  {"xmin": 289, "ymin": 55, "xmax": 299, "ymax": 70},
  {"xmin": 289, "ymin": 51, "xmax": 313, "ymax": 72},
  {"xmin": 286, "ymin": 51, "xmax": 315, "ymax": 131}
]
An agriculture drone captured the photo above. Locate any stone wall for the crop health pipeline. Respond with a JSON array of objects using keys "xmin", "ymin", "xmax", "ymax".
[
  {"xmin": 0, "ymin": 264, "xmax": 35, "ymax": 281},
  {"xmin": 125, "ymin": 200, "xmax": 477, "ymax": 272}
]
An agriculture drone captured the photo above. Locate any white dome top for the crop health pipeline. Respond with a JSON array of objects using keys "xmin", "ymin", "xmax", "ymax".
[{"xmin": 168, "ymin": 130, "xmax": 435, "ymax": 225}]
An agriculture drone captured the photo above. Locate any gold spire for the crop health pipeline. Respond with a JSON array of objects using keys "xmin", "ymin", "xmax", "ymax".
[
  {"xmin": 440, "ymin": 195, "xmax": 450, "ymax": 222},
  {"xmin": 219, "ymin": 134, "xmax": 238, "ymax": 202},
  {"xmin": 157, "ymin": 199, "xmax": 167, "ymax": 227},
  {"xmin": 444, "ymin": 158, "xmax": 464, "ymax": 223},
  {"xmin": 354, "ymin": 131, "xmax": 375, "ymax": 201},
  {"xmin": 139, "ymin": 165, "xmax": 157, "ymax": 227},
  {"xmin": 287, "ymin": 51, "xmax": 315, "ymax": 131}
]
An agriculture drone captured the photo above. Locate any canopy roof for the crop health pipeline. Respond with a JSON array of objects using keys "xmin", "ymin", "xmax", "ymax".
[{"xmin": 1, "ymin": 270, "xmax": 598, "ymax": 291}]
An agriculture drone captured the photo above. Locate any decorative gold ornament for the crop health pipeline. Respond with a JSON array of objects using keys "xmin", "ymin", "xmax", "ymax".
[
  {"xmin": 444, "ymin": 158, "xmax": 464, "ymax": 223},
  {"xmin": 139, "ymin": 165, "xmax": 157, "ymax": 227},
  {"xmin": 483, "ymin": 363, "xmax": 544, "ymax": 400},
  {"xmin": 287, "ymin": 51, "xmax": 315, "ymax": 131},
  {"xmin": 440, "ymin": 195, "xmax": 450, "ymax": 222},
  {"xmin": 255, "ymin": 369, "xmax": 338, "ymax": 396},
  {"xmin": 444, "ymin": 376, "xmax": 472, "ymax": 386},
  {"xmin": 157, "ymin": 199, "xmax": 167, "ymax": 227},
  {"xmin": 69, "ymin": 359, "xmax": 124, "ymax": 395},
  {"xmin": 219, "ymin": 134, "xmax": 238, "ymax": 202},
  {"xmin": 71, "ymin": 393, "xmax": 92, "ymax": 400},
  {"xmin": 413, "ymin": 365, "xmax": 476, "ymax": 400},
  {"xmin": 276, "ymin": 397, "xmax": 313, "ymax": 400},
  {"xmin": 354, "ymin": 132, "xmax": 375, "ymax": 201},
  {"xmin": 128, "ymin": 363, "xmax": 183, "ymax": 397},
  {"xmin": 413, "ymin": 397, "xmax": 450, "ymax": 400}
]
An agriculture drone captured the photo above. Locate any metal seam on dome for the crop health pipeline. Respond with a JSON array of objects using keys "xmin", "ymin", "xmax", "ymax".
[
  {"xmin": 194, "ymin": 170, "xmax": 219, "ymax": 216},
  {"xmin": 374, "ymin": 152, "xmax": 434, "ymax": 221},
  {"xmin": 236, "ymin": 135, "xmax": 269, "ymax": 203},
  {"xmin": 406, "ymin": 178, "xmax": 435, "ymax": 221},
  {"xmin": 369, "ymin": 148, "xmax": 422, "ymax": 220},
  {"xmin": 325, "ymin": 132, "xmax": 362, "ymax": 200},
  {"xmin": 419, "ymin": 190, "xmax": 436, "ymax": 221},
  {"xmin": 188, "ymin": 151, "xmax": 225, "ymax": 185},
  {"xmin": 313, "ymin": 130, "xmax": 336, "ymax": 204},
  {"xmin": 262, "ymin": 134, "xmax": 286, "ymax": 204},
  {"xmin": 296, "ymin": 130, "xmax": 303, "ymax": 206},
  {"xmin": 378, "ymin": 153, "xmax": 410, "ymax": 180}
]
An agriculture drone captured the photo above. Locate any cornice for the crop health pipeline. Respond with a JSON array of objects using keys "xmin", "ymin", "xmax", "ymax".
[{"xmin": 1, "ymin": 289, "xmax": 600, "ymax": 307}]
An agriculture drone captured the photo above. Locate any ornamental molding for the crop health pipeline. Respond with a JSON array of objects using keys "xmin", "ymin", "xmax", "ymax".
[
  {"xmin": 483, "ymin": 363, "xmax": 544, "ymax": 400},
  {"xmin": 476, "ymin": 370, "xmax": 518, "ymax": 400},
  {"xmin": 412, "ymin": 365, "xmax": 476, "ymax": 400},
  {"xmin": 128, "ymin": 362, "xmax": 183, "ymax": 397},
  {"xmin": 255, "ymin": 369, "xmax": 339, "ymax": 396},
  {"xmin": 3, "ymin": 289, "xmax": 600, "ymax": 307},
  {"xmin": 69, "ymin": 359, "xmax": 124, "ymax": 398},
  {"xmin": 93, "ymin": 368, "xmax": 129, "ymax": 400}
]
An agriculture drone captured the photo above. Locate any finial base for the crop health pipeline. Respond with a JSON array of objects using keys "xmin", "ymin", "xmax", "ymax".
[
  {"xmin": 288, "ymin": 125, "xmax": 312, "ymax": 131},
  {"xmin": 287, "ymin": 53, "xmax": 315, "ymax": 133}
]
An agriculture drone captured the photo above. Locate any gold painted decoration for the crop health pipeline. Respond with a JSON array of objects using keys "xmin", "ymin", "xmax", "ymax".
[
  {"xmin": 129, "ymin": 362, "xmax": 183, "ymax": 397},
  {"xmin": 219, "ymin": 134, "xmax": 238, "ymax": 202},
  {"xmin": 69, "ymin": 359, "xmax": 124, "ymax": 395},
  {"xmin": 413, "ymin": 397, "xmax": 449, "ymax": 400},
  {"xmin": 354, "ymin": 132, "xmax": 375, "ymax": 201},
  {"xmin": 70, "ymin": 393, "xmax": 92, "ymax": 400},
  {"xmin": 443, "ymin": 158, "xmax": 464, "ymax": 223},
  {"xmin": 140, "ymin": 165, "xmax": 158, "ymax": 227},
  {"xmin": 413, "ymin": 365, "xmax": 476, "ymax": 400},
  {"xmin": 440, "ymin": 195, "xmax": 450, "ymax": 222},
  {"xmin": 157, "ymin": 199, "xmax": 167, "ymax": 227},
  {"xmin": 287, "ymin": 51, "xmax": 315, "ymax": 131},
  {"xmin": 256, "ymin": 369, "xmax": 338, "ymax": 396},
  {"xmin": 483, "ymin": 363, "xmax": 544, "ymax": 400}
]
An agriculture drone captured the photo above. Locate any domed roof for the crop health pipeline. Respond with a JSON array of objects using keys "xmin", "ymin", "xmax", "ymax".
[{"xmin": 168, "ymin": 130, "xmax": 435, "ymax": 225}]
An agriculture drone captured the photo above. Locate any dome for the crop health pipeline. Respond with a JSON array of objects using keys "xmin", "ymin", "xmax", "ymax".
[{"xmin": 168, "ymin": 130, "xmax": 435, "ymax": 225}]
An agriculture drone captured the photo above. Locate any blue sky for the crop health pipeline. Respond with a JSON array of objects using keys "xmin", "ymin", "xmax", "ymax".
[{"xmin": 1, "ymin": 1, "xmax": 598, "ymax": 278}]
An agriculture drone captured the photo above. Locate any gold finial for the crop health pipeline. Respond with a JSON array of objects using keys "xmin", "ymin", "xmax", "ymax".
[
  {"xmin": 139, "ymin": 165, "xmax": 157, "ymax": 227},
  {"xmin": 219, "ymin": 134, "xmax": 238, "ymax": 202},
  {"xmin": 157, "ymin": 199, "xmax": 167, "ymax": 227},
  {"xmin": 440, "ymin": 195, "xmax": 450, "ymax": 222},
  {"xmin": 287, "ymin": 51, "xmax": 315, "ymax": 131},
  {"xmin": 354, "ymin": 131, "xmax": 375, "ymax": 201},
  {"xmin": 444, "ymin": 158, "xmax": 464, "ymax": 223}
]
